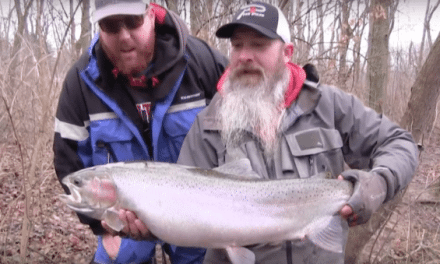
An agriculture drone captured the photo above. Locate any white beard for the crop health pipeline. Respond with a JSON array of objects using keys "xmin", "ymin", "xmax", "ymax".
[{"xmin": 218, "ymin": 67, "xmax": 289, "ymax": 157}]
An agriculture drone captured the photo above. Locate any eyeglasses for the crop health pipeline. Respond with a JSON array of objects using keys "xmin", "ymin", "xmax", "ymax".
[{"xmin": 99, "ymin": 14, "xmax": 145, "ymax": 34}]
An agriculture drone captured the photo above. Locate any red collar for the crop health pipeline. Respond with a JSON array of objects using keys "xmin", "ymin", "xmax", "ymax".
[{"xmin": 216, "ymin": 62, "xmax": 306, "ymax": 107}]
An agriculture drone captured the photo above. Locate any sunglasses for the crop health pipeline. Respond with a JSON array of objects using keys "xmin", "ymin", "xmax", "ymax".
[{"xmin": 99, "ymin": 14, "xmax": 145, "ymax": 34}]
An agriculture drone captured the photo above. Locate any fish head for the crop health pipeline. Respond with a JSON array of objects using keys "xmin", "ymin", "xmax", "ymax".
[{"xmin": 59, "ymin": 167, "xmax": 118, "ymax": 220}]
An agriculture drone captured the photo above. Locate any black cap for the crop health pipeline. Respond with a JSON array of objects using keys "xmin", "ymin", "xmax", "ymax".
[{"xmin": 216, "ymin": 2, "xmax": 290, "ymax": 43}]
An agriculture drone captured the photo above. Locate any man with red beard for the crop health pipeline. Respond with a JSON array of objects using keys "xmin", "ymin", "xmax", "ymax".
[
  {"xmin": 54, "ymin": 0, "xmax": 227, "ymax": 263},
  {"xmin": 116, "ymin": 2, "xmax": 417, "ymax": 263}
]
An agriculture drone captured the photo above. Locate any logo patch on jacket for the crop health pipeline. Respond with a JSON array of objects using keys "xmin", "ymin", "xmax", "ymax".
[
  {"xmin": 296, "ymin": 130, "xmax": 323, "ymax": 150},
  {"xmin": 136, "ymin": 102, "xmax": 152, "ymax": 123}
]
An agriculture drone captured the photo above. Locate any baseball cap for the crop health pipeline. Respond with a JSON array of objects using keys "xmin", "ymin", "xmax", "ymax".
[
  {"xmin": 216, "ymin": 2, "xmax": 290, "ymax": 43},
  {"xmin": 94, "ymin": 0, "xmax": 147, "ymax": 22}
]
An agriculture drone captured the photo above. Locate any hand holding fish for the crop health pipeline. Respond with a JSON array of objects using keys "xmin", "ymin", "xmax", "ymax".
[
  {"xmin": 73, "ymin": 173, "xmax": 151, "ymax": 239},
  {"xmin": 337, "ymin": 176, "xmax": 356, "ymax": 226},
  {"xmin": 338, "ymin": 170, "xmax": 389, "ymax": 226},
  {"xmin": 102, "ymin": 209, "xmax": 151, "ymax": 240},
  {"xmin": 101, "ymin": 210, "xmax": 152, "ymax": 260},
  {"xmin": 338, "ymin": 202, "xmax": 356, "ymax": 226}
]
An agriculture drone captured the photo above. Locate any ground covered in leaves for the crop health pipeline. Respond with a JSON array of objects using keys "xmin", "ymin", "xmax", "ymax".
[
  {"xmin": 358, "ymin": 128, "xmax": 440, "ymax": 264},
  {"xmin": 0, "ymin": 129, "xmax": 439, "ymax": 263},
  {"xmin": 0, "ymin": 143, "xmax": 96, "ymax": 264}
]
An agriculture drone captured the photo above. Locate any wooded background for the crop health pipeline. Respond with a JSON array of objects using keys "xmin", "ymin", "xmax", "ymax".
[{"xmin": 1, "ymin": 0, "xmax": 440, "ymax": 263}]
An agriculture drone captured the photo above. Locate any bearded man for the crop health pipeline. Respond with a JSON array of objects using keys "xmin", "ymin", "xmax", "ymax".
[
  {"xmin": 117, "ymin": 2, "xmax": 418, "ymax": 263},
  {"xmin": 176, "ymin": 2, "xmax": 417, "ymax": 263}
]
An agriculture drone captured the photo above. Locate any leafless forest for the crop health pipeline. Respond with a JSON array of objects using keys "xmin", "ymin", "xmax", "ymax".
[{"xmin": 1, "ymin": 0, "xmax": 440, "ymax": 263}]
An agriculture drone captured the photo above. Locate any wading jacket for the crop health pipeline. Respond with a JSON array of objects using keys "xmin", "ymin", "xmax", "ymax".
[
  {"xmin": 54, "ymin": 3, "xmax": 227, "ymax": 264},
  {"xmin": 177, "ymin": 64, "xmax": 418, "ymax": 264}
]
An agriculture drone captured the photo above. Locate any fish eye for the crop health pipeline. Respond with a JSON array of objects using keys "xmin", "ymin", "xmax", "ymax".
[{"xmin": 73, "ymin": 178, "xmax": 82, "ymax": 187}]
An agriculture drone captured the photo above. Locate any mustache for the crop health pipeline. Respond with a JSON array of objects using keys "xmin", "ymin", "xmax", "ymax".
[{"xmin": 231, "ymin": 65, "xmax": 264, "ymax": 77}]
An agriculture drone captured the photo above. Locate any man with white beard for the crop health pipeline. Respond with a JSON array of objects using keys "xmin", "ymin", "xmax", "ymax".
[
  {"xmin": 218, "ymin": 35, "xmax": 290, "ymax": 158},
  {"xmin": 115, "ymin": 2, "xmax": 418, "ymax": 263},
  {"xmin": 176, "ymin": 2, "xmax": 417, "ymax": 263}
]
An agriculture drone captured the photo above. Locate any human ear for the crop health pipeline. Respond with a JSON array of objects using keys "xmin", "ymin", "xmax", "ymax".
[{"xmin": 283, "ymin": 43, "xmax": 294, "ymax": 63}]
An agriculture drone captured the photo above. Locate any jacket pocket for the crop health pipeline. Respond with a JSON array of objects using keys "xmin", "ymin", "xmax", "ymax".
[
  {"xmin": 89, "ymin": 118, "xmax": 144, "ymax": 165},
  {"xmin": 284, "ymin": 128, "xmax": 344, "ymax": 178}
]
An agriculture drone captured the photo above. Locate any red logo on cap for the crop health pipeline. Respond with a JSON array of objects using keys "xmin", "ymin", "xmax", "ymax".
[{"xmin": 237, "ymin": 4, "xmax": 266, "ymax": 20}]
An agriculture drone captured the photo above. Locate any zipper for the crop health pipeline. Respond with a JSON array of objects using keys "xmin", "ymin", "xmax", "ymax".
[{"xmin": 96, "ymin": 140, "xmax": 117, "ymax": 163}]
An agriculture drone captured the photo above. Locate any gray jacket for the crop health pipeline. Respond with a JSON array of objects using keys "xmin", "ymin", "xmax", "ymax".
[{"xmin": 177, "ymin": 67, "xmax": 418, "ymax": 264}]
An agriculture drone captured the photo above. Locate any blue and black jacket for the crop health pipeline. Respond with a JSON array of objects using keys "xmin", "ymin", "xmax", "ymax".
[{"xmin": 54, "ymin": 3, "xmax": 227, "ymax": 238}]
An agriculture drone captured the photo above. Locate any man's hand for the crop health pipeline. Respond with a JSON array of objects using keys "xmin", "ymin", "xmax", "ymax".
[
  {"xmin": 102, "ymin": 209, "xmax": 152, "ymax": 240},
  {"xmin": 102, "ymin": 233, "xmax": 121, "ymax": 260},
  {"xmin": 338, "ymin": 176, "xmax": 359, "ymax": 226},
  {"xmin": 101, "ymin": 209, "xmax": 154, "ymax": 259},
  {"xmin": 338, "ymin": 170, "xmax": 388, "ymax": 226}
]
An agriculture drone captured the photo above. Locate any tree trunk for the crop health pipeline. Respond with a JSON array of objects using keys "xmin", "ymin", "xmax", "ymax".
[
  {"xmin": 337, "ymin": 0, "xmax": 352, "ymax": 91},
  {"xmin": 9, "ymin": 0, "xmax": 34, "ymax": 90},
  {"xmin": 78, "ymin": 0, "xmax": 91, "ymax": 55},
  {"xmin": 351, "ymin": 3, "xmax": 368, "ymax": 95},
  {"xmin": 367, "ymin": 0, "xmax": 393, "ymax": 113},
  {"xmin": 165, "ymin": 0, "xmax": 179, "ymax": 14},
  {"xmin": 417, "ymin": 0, "xmax": 440, "ymax": 71},
  {"xmin": 70, "ymin": 0, "xmax": 76, "ymax": 57},
  {"xmin": 190, "ymin": 0, "xmax": 214, "ymax": 45},
  {"xmin": 400, "ymin": 32, "xmax": 440, "ymax": 145},
  {"xmin": 316, "ymin": 0, "xmax": 325, "ymax": 70},
  {"xmin": 293, "ymin": 1, "xmax": 307, "ymax": 64}
]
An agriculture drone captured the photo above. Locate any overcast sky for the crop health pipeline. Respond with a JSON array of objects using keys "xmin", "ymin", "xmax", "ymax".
[{"xmin": 391, "ymin": 0, "xmax": 440, "ymax": 48}]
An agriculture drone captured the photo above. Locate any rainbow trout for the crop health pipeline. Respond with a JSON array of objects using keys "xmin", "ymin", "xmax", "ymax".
[{"xmin": 60, "ymin": 159, "xmax": 352, "ymax": 263}]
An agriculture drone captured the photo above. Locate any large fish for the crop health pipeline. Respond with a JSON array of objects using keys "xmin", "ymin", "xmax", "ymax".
[{"xmin": 60, "ymin": 159, "xmax": 353, "ymax": 263}]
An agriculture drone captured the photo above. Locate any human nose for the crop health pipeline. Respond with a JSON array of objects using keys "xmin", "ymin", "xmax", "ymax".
[
  {"xmin": 236, "ymin": 47, "xmax": 254, "ymax": 63},
  {"xmin": 117, "ymin": 27, "xmax": 131, "ymax": 39}
]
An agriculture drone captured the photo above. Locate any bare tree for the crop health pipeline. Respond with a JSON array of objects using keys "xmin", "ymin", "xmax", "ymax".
[
  {"xmin": 9, "ymin": 0, "xmax": 34, "ymax": 89},
  {"xmin": 165, "ymin": 0, "xmax": 179, "ymax": 13},
  {"xmin": 70, "ymin": 0, "xmax": 75, "ymax": 56},
  {"xmin": 352, "ymin": 6, "xmax": 368, "ymax": 86},
  {"xmin": 367, "ymin": 0, "xmax": 397, "ymax": 113},
  {"xmin": 417, "ymin": 0, "xmax": 440, "ymax": 72},
  {"xmin": 12, "ymin": 0, "xmax": 34, "ymax": 55},
  {"xmin": 316, "ymin": 0, "xmax": 325, "ymax": 69},
  {"xmin": 78, "ymin": 0, "xmax": 91, "ymax": 55},
  {"xmin": 401, "ymin": 33, "xmax": 440, "ymax": 146},
  {"xmin": 336, "ymin": 0, "xmax": 353, "ymax": 90}
]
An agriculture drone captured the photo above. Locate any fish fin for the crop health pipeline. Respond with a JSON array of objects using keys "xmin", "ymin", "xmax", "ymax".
[
  {"xmin": 307, "ymin": 214, "xmax": 348, "ymax": 253},
  {"xmin": 225, "ymin": 246, "xmax": 255, "ymax": 264},
  {"xmin": 103, "ymin": 208, "xmax": 125, "ymax": 232},
  {"xmin": 213, "ymin": 159, "xmax": 261, "ymax": 179}
]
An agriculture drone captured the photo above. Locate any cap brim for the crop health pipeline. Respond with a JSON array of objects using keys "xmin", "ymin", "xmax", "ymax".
[
  {"xmin": 216, "ymin": 22, "xmax": 280, "ymax": 40},
  {"xmin": 94, "ymin": 3, "xmax": 146, "ymax": 22}
]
